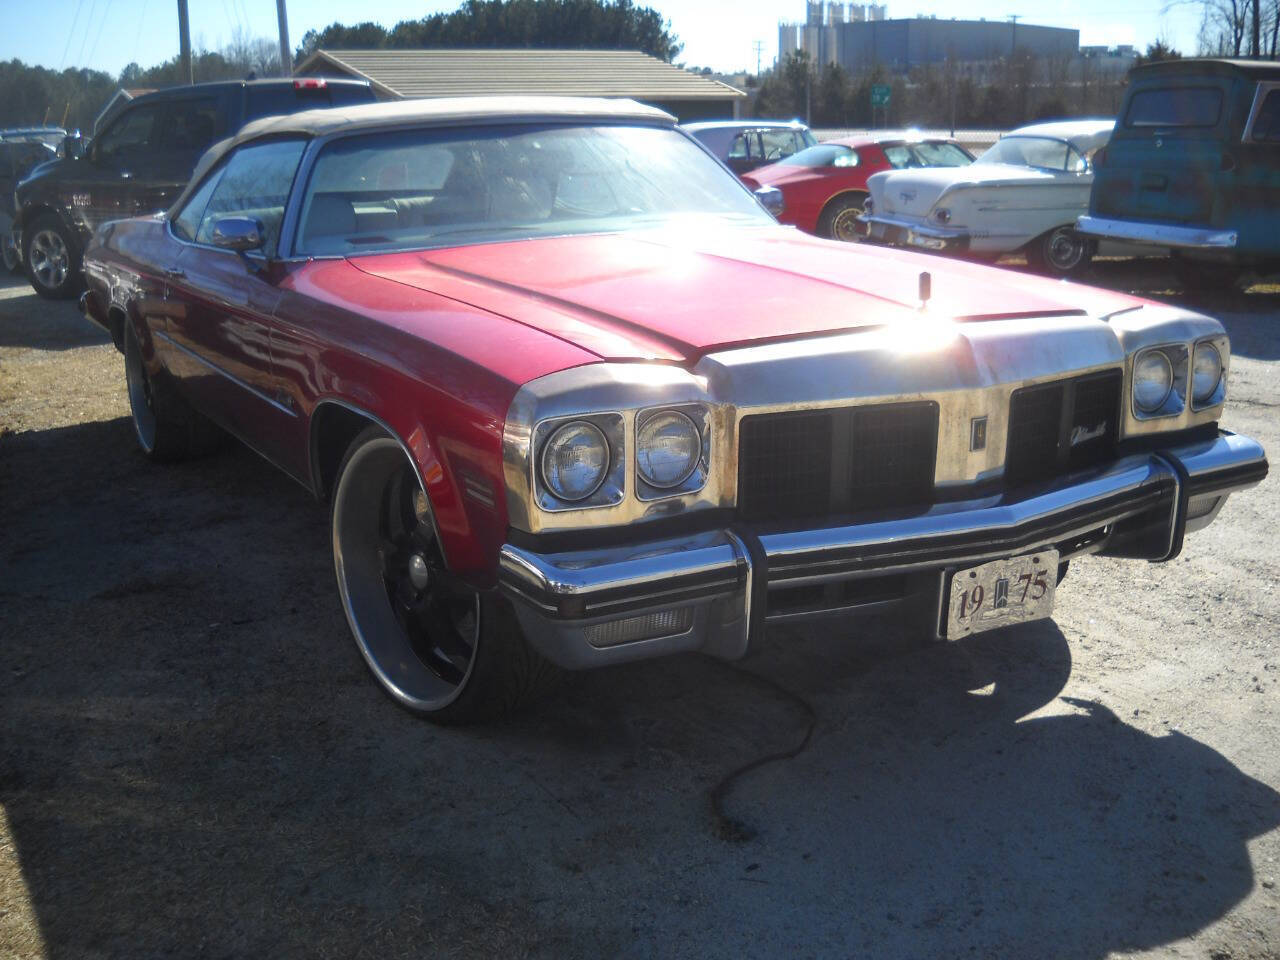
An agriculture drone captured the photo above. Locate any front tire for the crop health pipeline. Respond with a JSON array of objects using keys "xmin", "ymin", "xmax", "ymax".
[
  {"xmin": 331, "ymin": 427, "xmax": 560, "ymax": 724},
  {"xmin": 1025, "ymin": 225, "xmax": 1093, "ymax": 277},
  {"xmin": 817, "ymin": 192, "xmax": 869, "ymax": 242},
  {"xmin": 23, "ymin": 213, "xmax": 82, "ymax": 299},
  {"xmin": 1172, "ymin": 254, "xmax": 1245, "ymax": 294}
]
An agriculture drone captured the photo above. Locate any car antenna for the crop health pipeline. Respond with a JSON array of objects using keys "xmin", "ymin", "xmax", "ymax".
[{"xmin": 918, "ymin": 271, "xmax": 931, "ymax": 311}]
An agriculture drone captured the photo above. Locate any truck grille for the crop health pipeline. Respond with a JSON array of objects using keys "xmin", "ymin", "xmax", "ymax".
[
  {"xmin": 1005, "ymin": 370, "xmax": 1122, "ymax": 487},
  {"xmin": 737, "ymin": 402, "xmax": 939, "ymax": 523}
]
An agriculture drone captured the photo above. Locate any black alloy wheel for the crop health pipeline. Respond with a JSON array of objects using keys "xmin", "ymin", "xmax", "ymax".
[{"xmin": 331, "ymin": 427, "xmax": 559, "ymax": 723}]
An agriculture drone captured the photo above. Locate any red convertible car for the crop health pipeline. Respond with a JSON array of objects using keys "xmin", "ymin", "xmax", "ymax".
[
  {"xmin": 740, "ymin": 135, "xmax": 973, "ymax": 240},
  {"xmin": 82, "ymin": 98, "xmax": 1266, "ymax": 723}
]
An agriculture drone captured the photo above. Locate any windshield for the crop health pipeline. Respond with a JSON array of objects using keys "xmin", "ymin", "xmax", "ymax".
[
  {"xmin": 778, "ymin": 143, "xmax": 858, "ymax": 168},
  {"xmin": 882, "ymin": 141, "xmax": 973, "ymax": 168},
  {"xmin": 296, "ymin": 123, "xmax": 771, "ymax": 256},
  {"xmin": 976, "ymin": 136, "xmax": 1085, "ymax": 172}
]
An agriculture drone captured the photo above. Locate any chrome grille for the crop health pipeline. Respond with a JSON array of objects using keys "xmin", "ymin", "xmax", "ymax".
[
  {"xmin": 1006, "ymin": 370, "xmax": 1122, "ymax": 487},
  {"xmin": 737, "ymin": 402, "xmax": 939, "ymax": 523}
]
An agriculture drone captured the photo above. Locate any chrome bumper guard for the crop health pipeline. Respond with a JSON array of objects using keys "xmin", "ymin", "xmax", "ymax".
[
  {"xmin": 499, "ymin": 432, "xmax": 1266, "ymax": 669},
  {"xmin": 1076, "ymin": 215, "xmax": 1238, "ymax": 250}
]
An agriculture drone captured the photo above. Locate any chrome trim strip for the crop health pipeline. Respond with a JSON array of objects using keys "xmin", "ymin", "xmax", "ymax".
[
  {"xmin": 153, "ymin": 330, "xmax": 297, "ymax": 418},
  {"xmin": 758, "ymin": 455, "xmax": 1176, "ymax": 584},
  {"xmin": 1076, "ymin": 215, "xmax": 1238, "ymax": 249}
]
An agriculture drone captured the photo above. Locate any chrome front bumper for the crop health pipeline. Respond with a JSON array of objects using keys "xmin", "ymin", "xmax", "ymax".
[
  {"xmin": 1076, "ymin": 215, "xmax": 1238, "ymax": 250},
  {"xmin": 858, "ymin": 213, "xmax": 973, "ymax": 252},
  {"xmin": 498, "ymin": 431, "xmax": 1266, "ymax": 669}
]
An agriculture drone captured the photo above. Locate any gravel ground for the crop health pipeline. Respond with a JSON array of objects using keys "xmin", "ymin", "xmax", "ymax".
[{"xmin": 1, "ymin": 260, "xmax": 1278, "ymax": 960}]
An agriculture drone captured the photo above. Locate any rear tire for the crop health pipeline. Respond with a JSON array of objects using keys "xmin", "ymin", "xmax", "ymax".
[
  {"xmin": 22, "ymin": 213, "xmax": 82, "ymax": 299},
  {"xmin": 817, "ymin": 192, "xmax": 869, "ymax": 242},
  {"xmin": 1025, "ymin": 225, "xmax": 1093, "ymax": 277},
  {"xmin": 123, "ymin": 321, "xmax": 222, "ymax": 462},
  {"xmin": 331, "ymin": 426, "xmax": 561, "ymax": 724}
]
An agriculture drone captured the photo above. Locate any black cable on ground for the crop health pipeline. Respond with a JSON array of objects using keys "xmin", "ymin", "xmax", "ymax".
[{"xmin": 704, "ymin": 657, "xmax": 818, "ymax": 843}]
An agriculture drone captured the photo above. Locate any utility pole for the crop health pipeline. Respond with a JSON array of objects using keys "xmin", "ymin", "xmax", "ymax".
[
  {"xmin": 753, "ymin": 39, "xmax": 763, "ymax": 77},
  {"xmin": 276, "ymin": 0, "xmax": 293, "ymax": 75},
  {"xmin": 177, "ymin": 0, "xmax": 193, "ymax": 84},
  {"xmin": 1007, "ymin": 13, "xmax": 1020, "ymax": 57}
]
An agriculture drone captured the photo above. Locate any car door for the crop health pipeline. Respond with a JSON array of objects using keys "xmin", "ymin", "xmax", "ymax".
[
  {"xmin": 74, "ymin": 101, "xmax": 167, "ymax": 231},
  {"xmin": 162, "ymin": 138, "xmax": 308, "ymax": 459},
  {"xmin": 726, "ymin": 130, "xmax": 762, "ymax": 176}
]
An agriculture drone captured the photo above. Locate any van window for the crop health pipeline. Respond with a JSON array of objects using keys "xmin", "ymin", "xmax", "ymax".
[
  {"xmin": 1250, "ymin": 90, "xmax": 1280, "ymax": 142},
  {"xmin": 1125, "ymin": 87, "xmax": 1223, "ymax": 128}
]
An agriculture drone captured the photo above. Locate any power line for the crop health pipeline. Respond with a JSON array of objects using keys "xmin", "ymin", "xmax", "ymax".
[
  {"xmin": 58, "ymin": 0, "xmax": 87, "ymax": 69},
  {"xmin": 129, "ymin": 0, "xmax": 150, "ymax": 67},
  {"xmin": 85, "ymin": 0, "xmax": 116, "ymax": 69},
  {"xmin": 74, "ymin": 0, "xmax": 100, "ymax": 67}
]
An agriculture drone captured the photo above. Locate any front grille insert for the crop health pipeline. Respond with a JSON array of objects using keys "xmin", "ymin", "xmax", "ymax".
[
  {"xmin": 738, "ymin": 402, "xmax": 939, "ymax": 523},
  {"xmin": 1006, "ymin": 370, "xmax": 1122, "ymax": 487}
]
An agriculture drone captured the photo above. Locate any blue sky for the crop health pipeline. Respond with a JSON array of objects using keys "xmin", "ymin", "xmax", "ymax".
[{"xmin": 1, "ymin": 0, "xmax": 1202, "ymax": 77}]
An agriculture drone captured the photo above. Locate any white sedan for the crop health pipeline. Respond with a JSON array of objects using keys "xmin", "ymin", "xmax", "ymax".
[{"xmin": 860, "ymin": 119, "xmax": 1114, "ymax": 276}]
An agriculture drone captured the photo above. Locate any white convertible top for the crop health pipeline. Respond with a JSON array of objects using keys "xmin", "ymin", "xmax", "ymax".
[
  {"xmin": 1002, "ymin": 118, "xmax": 1115, "ymax": 152},
  {"xmin": 176, "ymin": 95, "xmax": 676, "ymax": 211}
]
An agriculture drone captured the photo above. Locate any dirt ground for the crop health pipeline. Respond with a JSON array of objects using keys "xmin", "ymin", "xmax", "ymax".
[{"xmin": 1, "ymin": 259, "xmax": 1278, "ymax": 960}]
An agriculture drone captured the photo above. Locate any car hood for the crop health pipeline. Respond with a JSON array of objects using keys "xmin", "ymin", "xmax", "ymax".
[
  {"xmin": 740, "ymin": 163, "xmax": 820, "ymax": 188},
  {"xmin": 350, "ymin": 224, "xmax": 1144, "ymax": 365},
  {"xmin": 870, "ymin": 163, "xmax": 1061, "ymax": 218}
]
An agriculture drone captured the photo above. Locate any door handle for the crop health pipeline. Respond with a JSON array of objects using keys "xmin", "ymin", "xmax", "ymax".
[
  {"xmin": 120, "ymin": 170, "xmax": 133, "ymax": 179},
  {"xmin": 164, "ymin": 267, "xmax": 185, "ymax": 279}
]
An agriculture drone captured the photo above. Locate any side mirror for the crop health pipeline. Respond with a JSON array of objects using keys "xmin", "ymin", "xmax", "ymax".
[
  {"xmin": 754, "ymin": 185, "xmax": 784, "ymax": 219},
  {"xmin": 59, "ymin": 133, "xmax": 84, "ymax": 160},
  {"xmin": 210, "ymin": 216, "xmax": 265, "ymax": 252}
]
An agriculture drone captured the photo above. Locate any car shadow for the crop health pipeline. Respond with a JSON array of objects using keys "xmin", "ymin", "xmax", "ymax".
[
  {"xmin": 0, "ymin": 274, "xmax": 108, "ymax": 351},
  {"xmin": 2, "ymin": 418, "xmax": 1278, "ymax": 958}
]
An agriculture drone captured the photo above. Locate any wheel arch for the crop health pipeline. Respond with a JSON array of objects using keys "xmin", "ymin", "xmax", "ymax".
[
  {"xmin": 311, "ymin": 398, "xmax": 456, "ymax": 571},
  {"xmin": 818, "ymin": 188, "xmax": 871, "ymax": 221}
]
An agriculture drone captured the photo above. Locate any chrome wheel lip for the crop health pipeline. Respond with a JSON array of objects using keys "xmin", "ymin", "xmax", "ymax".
[
  {"xmin": 29, "ymin": 228, "xmax": 69, "ymax": 290},
  {"xmin": 123, "ymin": 327, "xmax": 158, "ymax": 453},
  {"xmin": 333, "ymin": 438, "xmax": 479, "ymax": 713},
  {"xmin": 1045, "ymin": 227, "xmax": 1085, "ymax": 271}
]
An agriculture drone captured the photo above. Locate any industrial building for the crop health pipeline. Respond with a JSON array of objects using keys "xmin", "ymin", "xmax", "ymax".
[{"xmin": 779, "ymin": 2, "xmax": 1079, "ymax": 72}]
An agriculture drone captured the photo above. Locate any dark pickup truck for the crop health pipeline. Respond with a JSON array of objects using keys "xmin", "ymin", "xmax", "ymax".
[{"xmin": 15, "ymin": 77, "xmax": 375, "ymax": 298}]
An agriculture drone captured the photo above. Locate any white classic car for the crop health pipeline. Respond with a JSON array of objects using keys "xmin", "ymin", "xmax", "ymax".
[{"xmin": 861, "ymin": 119, "xmax": 1115, "ymax": 276}]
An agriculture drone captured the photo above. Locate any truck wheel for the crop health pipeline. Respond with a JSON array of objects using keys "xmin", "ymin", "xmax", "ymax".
[
  {"xmin": 817, "ymin": 192, "xmax": 869, "ymax": 242},
  {"xmin": 123, "ymin": 321, "xmax": 222, "ymax": 461},
  {"xmin": 331, "ymin": 426, "xmax": 561, "ymax": 724},
  {"xmin": 23, "ymin": 213, "xmax": 82, "ymax": 299},
  {"xmin": 1025, "ymin": 226, "xmax": 1093, "ymax": 277}
]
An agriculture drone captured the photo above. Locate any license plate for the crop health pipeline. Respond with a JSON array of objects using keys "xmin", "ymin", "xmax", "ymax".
[{"xmin": 946, "ymin": 549, "xmax": 1059, "ymax": 639}]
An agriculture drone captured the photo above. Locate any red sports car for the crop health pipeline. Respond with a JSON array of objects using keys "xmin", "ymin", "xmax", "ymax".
[
  {"xmin": 80, "ymin": 98, "xmax": 1265, "ymax": 724},
  {"xmin": 741, "ymin": 136, "xmax": 974, "ymax": 241}
]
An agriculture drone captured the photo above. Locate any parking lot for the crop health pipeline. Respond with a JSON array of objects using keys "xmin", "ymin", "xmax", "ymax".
[{"xmin": 1, "ymin": 259, "xmax": 1278, "ymax": 959}]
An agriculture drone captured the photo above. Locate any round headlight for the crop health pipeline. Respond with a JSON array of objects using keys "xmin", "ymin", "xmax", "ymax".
[
  {"xmin": 637, "ymin": 410, "xmax": 701, "ymax": 489},
  {"xmin": 933, "ymin": 207, "xmax": 952, "ymax": 224},
  {"xmin": 1133, "ymin": 350, "xmax": 1174, "ymax": 414},
  {"xmin": 541, "ymin": 421, "xmax": 609, "ymax": 502},
  {"xmin": 1192, "ymin": 342, "xmax": 1222, "ymax": 404}
]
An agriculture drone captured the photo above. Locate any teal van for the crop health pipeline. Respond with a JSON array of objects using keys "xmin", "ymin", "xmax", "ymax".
[{"xmin": 1078, "ymin": 58, "xmax": 1280, "ymax": 287}]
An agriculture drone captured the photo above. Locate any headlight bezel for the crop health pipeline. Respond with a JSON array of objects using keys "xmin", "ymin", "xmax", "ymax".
[
  {"xmin": 532, "ymin": 412, "xmax": 625, "ymax": 512},
  {"xmin": 635, "ymin": 404, "xmax": 711, "ymax": 501},
  {"xmin": 1130, "ymin": 344, "xmax": 1188, "ymax": 420},
  {"xmin": 1191, "ymin": 336, "xmax": 1228, "ymax": 410}
]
